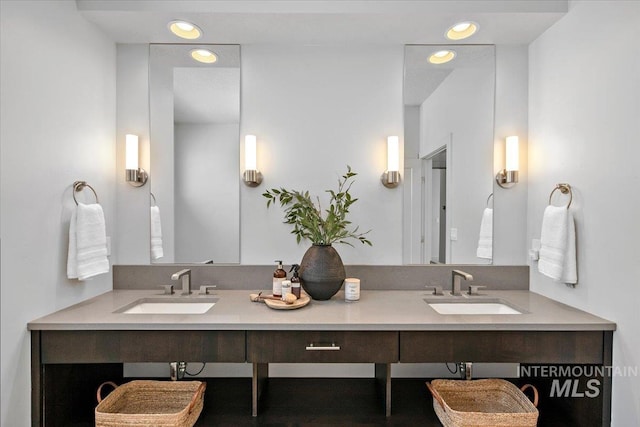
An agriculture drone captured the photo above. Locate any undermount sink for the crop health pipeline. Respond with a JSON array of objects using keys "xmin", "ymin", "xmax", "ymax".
[
  {"xmin": 115, "ymin": 297, "xmax": 218, "ymax": 314},
  {"xmin": 424, "ymin": 297, "xmax": 525, "ymax": 315}
]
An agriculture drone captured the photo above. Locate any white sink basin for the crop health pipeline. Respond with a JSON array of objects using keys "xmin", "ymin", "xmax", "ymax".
[
  {"xmin": 425, "ymin": 298, "xmax": 525, "ymax": 315},
  {"xmin": 115, "ymin": 298, "xmax": 217, "ymax": 314}
]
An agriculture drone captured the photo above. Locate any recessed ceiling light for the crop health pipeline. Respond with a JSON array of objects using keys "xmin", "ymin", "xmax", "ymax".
[
  {"xmin": 191, "ymin": 49, "xmax": 217, "ymax": 64},
  {"xmin": 446, "ymin": 21, "xmax": 478, "ymax": 40},
  {"xmin": 168, "ymin": 20, "xmax": 202, "ymax": 40},
  {"xmin": 428, "ymin": 50, "xmax": 456, "ymax": 65}
]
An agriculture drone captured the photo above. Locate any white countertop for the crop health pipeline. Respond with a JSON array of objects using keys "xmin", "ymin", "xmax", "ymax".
[{"xmin": 27, "ymin": 289, "xmax": 616, "ymax": 332}]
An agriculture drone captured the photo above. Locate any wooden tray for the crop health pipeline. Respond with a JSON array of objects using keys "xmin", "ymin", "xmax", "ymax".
[{"xmin": 265, "ymin": 294, "xmax": 310, "ymax": 310}]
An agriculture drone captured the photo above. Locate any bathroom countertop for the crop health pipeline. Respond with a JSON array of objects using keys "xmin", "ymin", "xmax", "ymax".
[{"xmin": 27, "ymin": 289, "xmax": 616, "ymax": 331}]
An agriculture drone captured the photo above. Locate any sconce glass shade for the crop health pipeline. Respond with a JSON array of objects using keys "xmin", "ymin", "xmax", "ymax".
[
  {"xmin": 242, "ymin": 135, "xmax": 262, "ymax": 187},
  {"xmin": 125, "ymin": 134, "xmax": 139, "ymax": 170},
  {"xmin": 245, "ymin": 135, "xmax": 257, "ymax": 171},
  {"xmin": 496, "ymin": 135, "xmax": 519, "ymax": 188},
  {"xmin": 387, "ymin": 135, "xmax": 399, "ymax": 172},
  {"xmin": 505, "ymin": 135, "xmax": 519, "ymax": 171},
  {"xmin": 381, "ymin": 136, "xmax": 401, "ymax": 188},
  {"xmin": 125, "ymin": 134, "xmax": 147, "ymax": 187}
]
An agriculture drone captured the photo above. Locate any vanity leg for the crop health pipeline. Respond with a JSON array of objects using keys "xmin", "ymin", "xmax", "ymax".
[
  {"xmin": 375, "ymin": 363, "xmax": 391, "ymax": 416},
  {"xmin": 252, "ymin": 363, "xmax": 268, "ymax": 417},
  {"xmin": 31, "ymin": 331, "xmax": 43, "ymax": 427},
  {"xmin": 602, "ymin": 331, "xmax": 613, "ymax": 427}
]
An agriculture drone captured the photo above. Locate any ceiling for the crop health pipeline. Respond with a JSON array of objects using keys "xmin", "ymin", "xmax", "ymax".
[
  {"xmin": 77, "ymin": 0, "xmax": 568, "ymax": 45},
  {"xmin": 81, "ymin": 1, "xmax": 567, "ymax": 119}
]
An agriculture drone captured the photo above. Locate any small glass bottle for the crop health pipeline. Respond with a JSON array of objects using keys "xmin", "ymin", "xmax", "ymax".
[
  {"xmin": 273, "ymin": 260, "xmax": 286, "ymax": 297},
  {"xmin": 290, "ymin": 264, "xmax": 301, "ymax": 298}
]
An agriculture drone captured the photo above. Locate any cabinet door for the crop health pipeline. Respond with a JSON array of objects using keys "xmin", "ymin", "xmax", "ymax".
[{"xmin": 247, "ymin": 331, "xmax": 398, "ymax": 363}]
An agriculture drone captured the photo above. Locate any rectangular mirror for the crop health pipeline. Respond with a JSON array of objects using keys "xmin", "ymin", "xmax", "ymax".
[
  {"xmin": 149, "ymin": 44, "xmax": 241, "ymax": 264},
  {"xmin": 403, "ymin": 45, "xmax": 495, "ymax": 264}
]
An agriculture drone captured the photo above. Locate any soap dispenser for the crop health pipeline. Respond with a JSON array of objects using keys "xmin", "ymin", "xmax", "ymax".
[
  {"xmin": 290, "ymin": 264, "xmax": 301, "ymax": 298},
  {"xmin": 273, "ymin": 260, "xmax": 287, "ymax": 297}
]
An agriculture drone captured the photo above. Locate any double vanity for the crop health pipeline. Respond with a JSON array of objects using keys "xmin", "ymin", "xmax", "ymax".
[{"xmin": 28, "ymin": 265, "xmax": 615, "ymax": 426}]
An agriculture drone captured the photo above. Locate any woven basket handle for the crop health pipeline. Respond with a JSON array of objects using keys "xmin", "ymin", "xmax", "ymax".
[
  {"xmin": 96, "ymin": 381, "xmax": 119, "ymax": 404},
  {"xmin": 425, "ymin": 381, "xmax": 446, "ymax": 409},
  {"xmin": 187, "ymin": 382, "xmax": 207, "ymax": 413},
  {"xmin": 520, "ymin": 383, "xmax": 539, "ymax": 407}
]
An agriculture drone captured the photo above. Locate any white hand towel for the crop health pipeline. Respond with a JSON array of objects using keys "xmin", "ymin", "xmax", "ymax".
[
  {"xmin": 67, "ymin": 208, "xmax": 78, "ymax": 279},
  {"xmin": 67, "ymin": 203, "xmax": 109, "ymax": 280},
  {"xmin": 538, "ymin": 205, "xmax": 577, "ymax": 284},
  {"xmin": 561, "ymin": 213, "xmax": 577, "ymax": 285},
  {"xmin": 476, "ymin": 207, "xmax": 493, "ymax": 260},
  {"xmin": 150, "ymin": 205, "xmax": 164, "ymax": 260}
]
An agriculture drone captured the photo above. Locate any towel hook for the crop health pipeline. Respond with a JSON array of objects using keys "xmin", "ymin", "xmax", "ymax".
[
  {"xmin": 150, "ymin": 192, "xmax": 157, "ymax": 206},
  {"xmin": 548, "ymin": 183, "xmax": 572, "ymax": 209},
  {"xmin": 72, "ymin": 181, "xmax": 99, "ymax": 205}
]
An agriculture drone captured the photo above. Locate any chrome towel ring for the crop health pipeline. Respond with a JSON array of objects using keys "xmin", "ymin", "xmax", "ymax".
[
  {"xmin": 72, "ymin": 181, "xmax": 99, "ymax": 205},
  {"xmin": 548, "ymin": 183, "xmax": 572, "ymax": 209}
]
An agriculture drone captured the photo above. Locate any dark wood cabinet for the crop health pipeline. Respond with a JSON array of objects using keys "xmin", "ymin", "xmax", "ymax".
[
  {"xmin": 400, "ymin": 330, "xmax": 612, "ymax": 427},
  {"xmin": 400, "ymin": 330, "xmax": 605, "ymax": 363},
  {"xmin": 40, "ymin": 330, "xmax": 246, "ymax": 363},
  {"xmin": 32, "ymin": 329, "xmax": 613, "ymax": 426},
  {"xmin": 31, "ymin": 330, "xmax": 246, "ymax": 426},
  {"xmin": 247, "ymin": 330, "xmax": 398, "ymax": 363},
  {"xmin": 247, "ymin": 330, "xmax": 397, "ymax": 416}
]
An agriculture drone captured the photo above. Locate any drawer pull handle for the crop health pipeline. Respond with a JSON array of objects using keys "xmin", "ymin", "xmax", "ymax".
[{"xmin": 305, "ymin": 343, "xmax": 341, "ymax": 351}]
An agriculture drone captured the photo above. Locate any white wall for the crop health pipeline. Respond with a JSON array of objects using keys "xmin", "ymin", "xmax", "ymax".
[
  {"xmin": 240, "ymin": 44, "xmax": 404, "ymax": 265},
  {"xmin": 493, "ymin": 45, "xmax": 529, "ymax": 265},
  {"xmin": 116, "ymin": 44, "xmax": 151, "ymax": 264},
  {"xmin": 528, "ymin": 1, "xmax": 640, "ymax": 425},
  {"xmin": 174, "ymin": 123, "xmax": 240, "ymax": 263},
  {"xmin": 0, "ymin": 1, "xmax": 116, "ymax": 425}
]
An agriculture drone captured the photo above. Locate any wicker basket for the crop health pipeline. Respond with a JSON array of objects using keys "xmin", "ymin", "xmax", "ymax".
[
  {"xmin": 95, "ymin": 380, "xmax": 206, "ymax": 427},
  {"xmin": 426, "ymin": 379, "xmax": 539, "ymax": 427}
]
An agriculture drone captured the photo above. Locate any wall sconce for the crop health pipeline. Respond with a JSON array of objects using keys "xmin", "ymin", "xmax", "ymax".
[
  {"xmin": 496, "ymin": 135, "xmax": 519, "ymax": 188},
  {"xmin": 242, "ymin": 135, "xmax": 263, "ymax": 187},
  {"xmin": 381, "ymin": 136, "xmax": 401, "ymax": 188},
  {"xmin": 125, "ymin": 134, "xmax": 148, "ymax": 187}
]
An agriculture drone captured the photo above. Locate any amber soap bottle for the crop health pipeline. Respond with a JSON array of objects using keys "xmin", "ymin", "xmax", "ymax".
[{"xmin": 273, "ymin": 260, "xmax": 286, "ymax": 297}]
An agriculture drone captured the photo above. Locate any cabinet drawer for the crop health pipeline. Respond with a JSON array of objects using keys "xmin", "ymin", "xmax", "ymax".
[
  {"xmin": 247, "ymin": 331, "xmax": 398, "ymax": 363},
  {"xmin": 400, "ymin": 331, "xmax": 604, "ymax": 364},
  {"xmin": 41, "ymin": 330, "xmax": 246, "ymax": 363}
]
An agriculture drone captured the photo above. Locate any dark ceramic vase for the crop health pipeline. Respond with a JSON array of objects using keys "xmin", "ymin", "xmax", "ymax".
[{"xmin": 299, "ymin": 244, "xmax": 346, "ymax": 300}]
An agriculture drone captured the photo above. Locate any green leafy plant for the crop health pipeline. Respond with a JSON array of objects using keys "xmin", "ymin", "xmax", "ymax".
[{"xmin": 263, "ymin": 166, "xmax": 372, "ymax": 247}]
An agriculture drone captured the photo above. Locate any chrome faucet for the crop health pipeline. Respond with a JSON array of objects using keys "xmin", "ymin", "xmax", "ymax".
[
  {"xmin": 451, "ymin": 269, "xmax": 473, "ymax": 296},
  {"xmin": 171, "ymin": 269, "xmax": 192, "ymax": 296}
]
